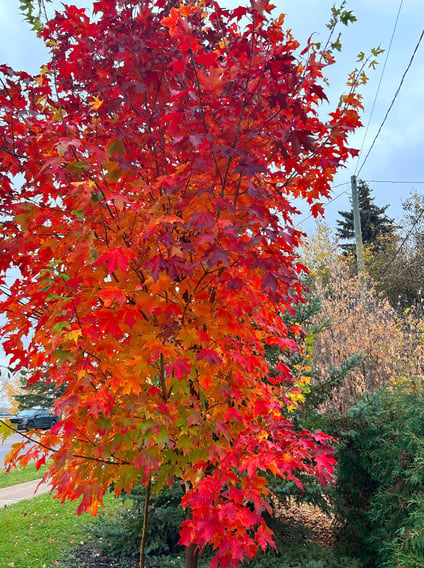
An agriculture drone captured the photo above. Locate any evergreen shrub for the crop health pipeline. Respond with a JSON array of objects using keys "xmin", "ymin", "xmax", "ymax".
[{"xmin": 333, "ymin": 379, "xmax": 424, "ymax": 567}]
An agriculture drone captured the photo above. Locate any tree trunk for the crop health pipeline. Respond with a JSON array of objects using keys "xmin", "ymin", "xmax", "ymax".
[
  {"xmin": 140, "ymin": 480, "xmax": 151, "ymax": 568},
  {"xmin": 185, "ymin": 542, "xmax": 199, "ymax": 568},
  {"xmin": 183, "ymin": 481, "xmax": 199, "ymax": 568}
]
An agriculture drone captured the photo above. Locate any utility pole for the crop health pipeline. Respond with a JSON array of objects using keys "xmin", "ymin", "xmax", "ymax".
[{"xmin": 351, "ymin": 175, "xmax": 364, "ymax": 273}]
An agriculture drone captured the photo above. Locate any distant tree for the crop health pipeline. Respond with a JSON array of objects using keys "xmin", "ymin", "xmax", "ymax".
[
  {"xmin": 13, "ymin": 368, "xmax": 66, "ymax": 411},
  {"xmin": 1, "ymin": 367, "xmax": 23, "ymax": 412},
  {"xmin": 402, "ymin": 191, "xmax": 424, "ymax": 247},
  {"xmin": 299, "ymin": 221, "xmax": 340, "ymax": 290},
  {"xmin": 366, "ymin": 191, "xmax": 424, "ymax": 310},
  {"xmin": 336, "ymin": 180, "xmax": 395, "ymax": 254}
]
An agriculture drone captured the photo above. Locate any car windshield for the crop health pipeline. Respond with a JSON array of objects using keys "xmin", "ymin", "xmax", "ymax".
[{"xmin": 17, "ymin": 410, "xmax": 43, "ymax": 416}]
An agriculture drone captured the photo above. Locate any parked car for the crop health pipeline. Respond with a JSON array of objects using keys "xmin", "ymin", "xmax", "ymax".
[{"xmin": 9, "ymin": 408, "xmax": 59, "ymax": 431}]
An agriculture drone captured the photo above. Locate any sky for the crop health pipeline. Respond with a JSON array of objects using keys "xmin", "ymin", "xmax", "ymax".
[
  {"xmin": 1, "ymin": 0, "xmax": 423, "ymax": 236},
  {"xmin": 0, "ymin": 1, "xmax": 423, "ymax": 403}
]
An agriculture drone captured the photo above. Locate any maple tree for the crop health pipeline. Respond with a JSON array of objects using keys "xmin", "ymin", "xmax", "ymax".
[{"xmin": 0, "ymin": 1, "xmax": 363, "ymax": 566}]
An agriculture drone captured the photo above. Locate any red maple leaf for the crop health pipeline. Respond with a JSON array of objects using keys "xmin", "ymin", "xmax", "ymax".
[
  {"xmin": 95, "ymin": 247, "xmax": 135, "ymax": 273},
  {"xmin": 166, "ymin": 357, "xmax": 192, "ymax": 380}
]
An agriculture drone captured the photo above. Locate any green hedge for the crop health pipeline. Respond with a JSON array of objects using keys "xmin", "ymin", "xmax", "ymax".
[{"xmin": 333, "ymin": 379, "xmax": 424, "ymax": 567}]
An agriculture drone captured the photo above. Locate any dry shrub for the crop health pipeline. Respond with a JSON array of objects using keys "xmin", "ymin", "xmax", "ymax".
[{"xmin": 303, "ymin": 231, "xmax": 424, "ymax": 412}]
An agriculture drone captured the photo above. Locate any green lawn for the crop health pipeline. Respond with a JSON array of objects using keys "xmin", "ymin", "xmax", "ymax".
[
  {"xmin": 0, "ymin": 462, "xmax": 49, "ymax": 489},
  {"xmin": 0, "ymin": 492, "xmax": 120, "ymax": 568}
]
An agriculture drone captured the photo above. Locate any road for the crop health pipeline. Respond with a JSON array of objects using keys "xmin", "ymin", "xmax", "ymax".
[{"xmin": 0, "ymin": 433, "xmax": 25, "ymax": 469}]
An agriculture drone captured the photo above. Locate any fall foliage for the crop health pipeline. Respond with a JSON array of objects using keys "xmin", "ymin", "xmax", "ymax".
[{"xmin": 0, "ymin": 1, "xmax": 363, "ymax": 566}]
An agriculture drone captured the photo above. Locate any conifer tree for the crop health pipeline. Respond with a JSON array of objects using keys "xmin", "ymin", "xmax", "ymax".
[
  {"xmin": 336, "ymin": 180, "xmax": 395, "ymax": 253},
  {"xmin": 13, "ymin": 369, "xmax": 66, "ymax": 411}
]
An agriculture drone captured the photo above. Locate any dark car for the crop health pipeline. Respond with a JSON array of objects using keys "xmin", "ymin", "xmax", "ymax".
[{"xmin": 10, "ymin": 408, "xmax": 59, "ymax": 431}]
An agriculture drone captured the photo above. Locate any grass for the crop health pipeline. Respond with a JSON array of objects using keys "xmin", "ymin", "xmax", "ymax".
[
  {"xmin": 0, "ymin": 491, "xmax": 120, "ymax": 568},
  {"xmin": 0, "ymin": 462, "xmax": 49, "ymax": 489}
]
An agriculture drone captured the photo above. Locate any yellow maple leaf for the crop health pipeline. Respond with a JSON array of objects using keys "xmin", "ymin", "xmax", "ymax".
[
  {"xmin": 89, "ymin": 96, "xmax": 104, "ymax": 110},
  {"xmin": 67, "ymin": 329, "xmax": 82, "ymax": 343}
]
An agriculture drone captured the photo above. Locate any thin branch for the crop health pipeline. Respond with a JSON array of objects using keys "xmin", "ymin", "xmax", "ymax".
[
  {"xmin": 159, "ymin": 352, "xmax": 168, "ymax": 401},
  {"xmin": 189, "ymin": 37, "xmax": 225, "ymax": 190}
]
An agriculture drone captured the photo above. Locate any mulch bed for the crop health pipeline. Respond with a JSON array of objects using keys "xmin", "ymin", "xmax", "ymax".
[
  {"xmin": 59, "ymin": 541, "xmax": 141, "ymax": 568},
  {"xmin": 279, "ymin": 501, "xmax": 336, "ymax": 550},
  {"xmin": 59, "ymin": 503, "xmax": 336, "ymax": 567}
]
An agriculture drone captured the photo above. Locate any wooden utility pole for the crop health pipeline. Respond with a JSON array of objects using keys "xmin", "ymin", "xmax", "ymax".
[{"xmin": 351, "ymin": 175, "xmax": 364, "ymax": 272}]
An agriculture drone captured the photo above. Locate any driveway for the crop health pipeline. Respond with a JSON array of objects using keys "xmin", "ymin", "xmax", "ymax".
[
  {"xmin": 0, "ymin": 478, "xmax": 50, "ymax": 507},
  {"xmin": 0, "ymin": 433, "xmax": 51, "ymax": 507}
]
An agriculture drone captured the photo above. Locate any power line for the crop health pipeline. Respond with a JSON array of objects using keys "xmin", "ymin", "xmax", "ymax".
[
  {"xmin": 295, "ymin": 176, "xmax": 424, "ymax": 228},
  {"xmin": 354, "ymin": 0, "xmax": 404, "ymax": 175},
  {"xmin": 297, "ymin": 187, "xmax": 349, "ymax": 226},
  {"xmin": 365, "ymin": 180, "xmax": 424, "ymax": 185},
  {"xmin": 331, "ymin": 182, "xmax": 351, "ymax": 189},
  {"xmin": 358, "ymin": 28, "xmax": 424, "ymax": 175}
]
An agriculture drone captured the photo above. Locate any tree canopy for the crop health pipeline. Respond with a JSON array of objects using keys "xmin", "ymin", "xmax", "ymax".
[{"xmin": 0, "ymin": 1, "xmax": 363, "ymax": 566}]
